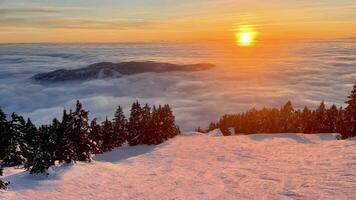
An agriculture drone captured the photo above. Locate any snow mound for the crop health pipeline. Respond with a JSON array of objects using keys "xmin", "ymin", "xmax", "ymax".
[
  {"xmin": 246, "ymin": 133, "xmax": 339, "ymax": 144},
  {"xmin": 206, "ymin": 129, "xmax": 223, "ymax": 136},
  {"xmin": 1, "ymin": 133, "xmax": 355, "ymax": 199}
]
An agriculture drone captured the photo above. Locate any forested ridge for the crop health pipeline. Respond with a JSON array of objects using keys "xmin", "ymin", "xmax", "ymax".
[
  {"xmin": 202, "ymin": 84, "xmax": 356, "ymax": 139},
  {"xmin": 0, "ymin": 101, "xmax": 180, "ymax": 188}
]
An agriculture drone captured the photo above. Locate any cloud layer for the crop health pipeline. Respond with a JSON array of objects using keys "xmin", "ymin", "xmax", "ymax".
[{"xmin": 0, "ymin": 41, "xmax": 355, "ymax": 131}]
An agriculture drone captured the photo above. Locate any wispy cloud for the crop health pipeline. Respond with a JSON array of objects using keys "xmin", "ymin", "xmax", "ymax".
[
  {"xmin": 0, "ymin": 17, "xmax": 156, "ymax": 30},
  {"xmin": 0, "ymin": 5, "xmax": 157, "ymax": 30},
  {"xmin": 0, "ymin": 6, "xmax": 88, "ymax": 15}
]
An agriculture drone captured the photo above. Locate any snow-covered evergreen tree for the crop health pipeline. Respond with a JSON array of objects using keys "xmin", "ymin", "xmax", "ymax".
[
  {"xmin": 151, "ymin": 105, "xmax": 164, "ymax": 144},
  {"xmin": 30, "ymin": 126, "xmax": 54, "ymax": 174},
  {"xmin": 112, "ymin": 106, "xmax": 128, "ymax": 147},
  {"xmin": 70, "ymin": 100, "xmax": 92, "ymax": 162},
  {"xmin": 89, "ymin": 119, "xmax": 103, "ymax": 154},
  {"xmin": 55, "ymin": 109, "xmax": 73, "ymax": 163},
  {"xmin": 128, "ymin": 101, "xmax": 143, "ymax": 145},
  {"xmin": 3, "ymin": 113, "xmax": 26, "ymax": 166}
]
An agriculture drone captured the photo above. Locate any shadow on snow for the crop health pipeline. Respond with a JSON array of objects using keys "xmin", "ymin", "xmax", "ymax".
[{"xmin": 93, "ymin": 145, "xmax": 157, "ymax": 163}]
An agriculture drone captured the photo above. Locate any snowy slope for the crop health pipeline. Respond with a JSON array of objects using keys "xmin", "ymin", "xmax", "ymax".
[{"xmin": 1, "ymin": 133, "xmax": 356, "ymax": 200}]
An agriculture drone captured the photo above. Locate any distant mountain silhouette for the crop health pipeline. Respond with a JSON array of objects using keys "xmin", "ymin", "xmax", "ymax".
[{"xmin": 32, "ymin": 61, "xmax": 215, "ymax": 82}]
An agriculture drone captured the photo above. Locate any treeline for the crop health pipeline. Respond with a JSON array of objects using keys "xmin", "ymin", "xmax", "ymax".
[
  {"xmin": 0, "ymin": 101, "xmax": 180, "ymax": 177},
  {"xmin": 203, "ymin": 84, "xmax": 356, "ymax": 139}
]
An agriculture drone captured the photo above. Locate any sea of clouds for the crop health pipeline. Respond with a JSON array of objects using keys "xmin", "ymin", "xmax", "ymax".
[{"xmin": 0, "ymin": 41, "xmax": 355, "ymax": 131}]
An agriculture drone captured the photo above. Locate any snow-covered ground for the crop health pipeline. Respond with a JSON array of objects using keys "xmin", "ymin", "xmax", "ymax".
[{"xmin": 1, "ymin": 133, "xmax": 356, "ymax": 200}]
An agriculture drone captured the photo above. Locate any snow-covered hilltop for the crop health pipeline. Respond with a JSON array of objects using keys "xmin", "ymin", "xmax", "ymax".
[
  {"xmin": 32, "ymin": 61, "xmax": 215, "ymax": 82},
  {"xmin": 1, "ymin": 133, "xmax": 355, "ymax": 200}
]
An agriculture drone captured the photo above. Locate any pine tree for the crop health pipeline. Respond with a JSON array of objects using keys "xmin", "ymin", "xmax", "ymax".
[
  {"xmin": 344, "ymin": 84, "xmax": 356, "ymax": 138},
  {"xmin": 161, "ymin": 104, "xmax": 180, "ymax": 138},
  {"xmin": 280, "ymin": 101, "xmax": 294, "ymax": 132},
  {"xmin": 3, "ymin": 113, "xmax": 26, "ymax": 166},
  {"xmin": 315, "ymin": 101, "xmax": 328, "ymax": 133},
  {"xmin": 23, "ymin": 119, "xmax": 39, "ymax": 170},
  {"xmin": 70, "ymin": 100, "xmax": 92, "ymax": 162},
  {"xmin": 128, "ymin": 101, "xmax": 144, "ymax": 145},
  {"xmin": 30, "ymin": 126, "xmax": 54, "ymax": 174},
  {"xmin": 326, "ymin": 104, "xmax": 338, "ymax": 133},
  {"xmin": 112, "ymin": 106, "xmax": 128, "ymax": 147},
  {"xmin": 336, "ymin": 107, "xmax": 346, "ymax": 135},
  {"xmin": 141, "ymin": 104, "xmax": 153, "ymax": 144},
  {"xmin": 55, "ymin": 109, "xmax": 73, "ymax": 163},
  {"xmin": 0, "ymin": 107, "xmax": 9, "ymax": 160},
  {"xmin": 89, "ymin": 119, "xmax": 103, "ymax": 154},
  {"xmin": 151, "ymin": 105, "xmax": 163, "ymax": 144},
  {"xmin": 301, "ymin": 106, "xmax": 313, "ymax": 133},
  {"xmin": 245, "ymin": 108, "xmax": 259, "ymax": 133},
  {"xmin": 101, "ymin": 117, "xmax": 114, "ymax": 152}
]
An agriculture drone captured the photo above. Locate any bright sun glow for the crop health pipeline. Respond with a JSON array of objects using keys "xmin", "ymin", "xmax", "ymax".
[
  {"xmin": 240, "ymin": 32, "xmax": 253, "ymax": 46},
  {"xmin": 236, "ymin": 25, "xmax": 257, "ymax": 47}
]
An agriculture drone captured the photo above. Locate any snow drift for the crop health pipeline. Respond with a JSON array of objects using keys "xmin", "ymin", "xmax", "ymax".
[{"xmin": 1, "ymin": 133, "xmax": 355, "ymax": 199}]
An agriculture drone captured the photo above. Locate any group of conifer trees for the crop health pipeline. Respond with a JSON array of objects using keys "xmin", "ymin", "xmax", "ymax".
[
  {"xmin": 0, "ymin": 100, "xmax": 180, "ymax": 183},
  {"xmin": 203, "ymin": 84, "xmax": 356, "ymax": 139}
]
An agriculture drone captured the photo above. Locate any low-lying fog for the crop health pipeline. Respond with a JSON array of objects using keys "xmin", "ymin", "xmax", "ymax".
[{"xmin": 0, "ymin": 41, "xmax": 355, "ymax": 131}]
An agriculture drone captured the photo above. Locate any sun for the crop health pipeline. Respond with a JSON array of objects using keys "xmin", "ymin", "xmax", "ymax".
[
  {"xmin": 235, "ymin": 25, "xmax": 257, "ymax": 47},
  {"xmin": 240, "ymin": 32, "xmax": 253, "ymax": 46}
]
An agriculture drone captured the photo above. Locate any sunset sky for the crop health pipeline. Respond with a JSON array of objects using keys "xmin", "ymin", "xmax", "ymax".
[{"xmin": 0, "ymin": 0, "xmax": 356, "ymax": 43}]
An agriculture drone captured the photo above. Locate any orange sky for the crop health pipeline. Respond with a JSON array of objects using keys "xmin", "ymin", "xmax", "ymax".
[{"xmin": 0, "ymin": 0, "xmax": 355, "ymax": 43}]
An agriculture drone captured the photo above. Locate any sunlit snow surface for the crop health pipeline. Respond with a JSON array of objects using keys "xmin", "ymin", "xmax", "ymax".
[
  {"xmin": 0, "ymin": 41, "xmax": 355, "ymax": 130},
  {"xmin": 1, "ymin": 133, "xmax": 355, "ymax": 199}
]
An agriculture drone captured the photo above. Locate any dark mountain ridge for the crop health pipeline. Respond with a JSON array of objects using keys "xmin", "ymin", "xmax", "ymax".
[{"xmin": 33, "ymin": 61, "xmax": 215, "ymax": 82}]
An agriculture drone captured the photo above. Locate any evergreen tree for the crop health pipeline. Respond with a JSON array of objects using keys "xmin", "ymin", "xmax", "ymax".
[
  {"xmin": 245, "ymin": 108, "xmax": 259, "ymax": 134},
  {"xmin": 161, "ymin": 104, "xmax": 180, "ymax": 138},
  {"xmin": 101, "ymin": 117, "xmax": 114, "ymax": 152},
  {"xmin": 23, "ymin": 119, "xmax": 40, "ymax": 170},
  {"xmin": 30, "ymin": 125, "xmax": 55, "ymax": 174},
  {"xmin": 89, "ymin": 119, "xmax": 103, "ymax": 154},
  {"xmin": 301, "ymin": 106, "xmax": 313, "ymax": 133},
  {"xmin": 150, "ymin": 105, "xmax": 164, "ymax": 144},
  {"xmin": 3, "ymin": 113, "xmax": 26, "ymax": 166},
  {"xmin": 326, "ymin": 104, "xmax": 338, "ymax": 133},
  {"xmin": 55, "ymin": 109, "xmax": 73, "ymax": 163},
  {"xmin": 128, "ymin": 101, "xmax": 144, "ymax": 145},
  {"xmin": 279, "ymin": 101, "xmax": 294, "ymax": 132},
  {"xmin": 140, "ymin": 104, "xmax": 153, "ymax": 144},
  {"xmin": 336, "ymin": 107, "xmax": 346, "ymax": 135},
  {"xmin": 315, "ymin": 101, "xmax": 328, "ymax": 133},
  {"xmin": 112, "ymin": 106, "xmax": 128, "ymax": 146},
  {"xmin": 0, "ymin": 107, "xmax": 9, "ymax": 160},
  {"xmin": 69, "ymin": 100, "xmax": 92, "ymax": 162},
  {"xmin": 344, "ymin": 84, "xmax": 356, "ymax": 138}
]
